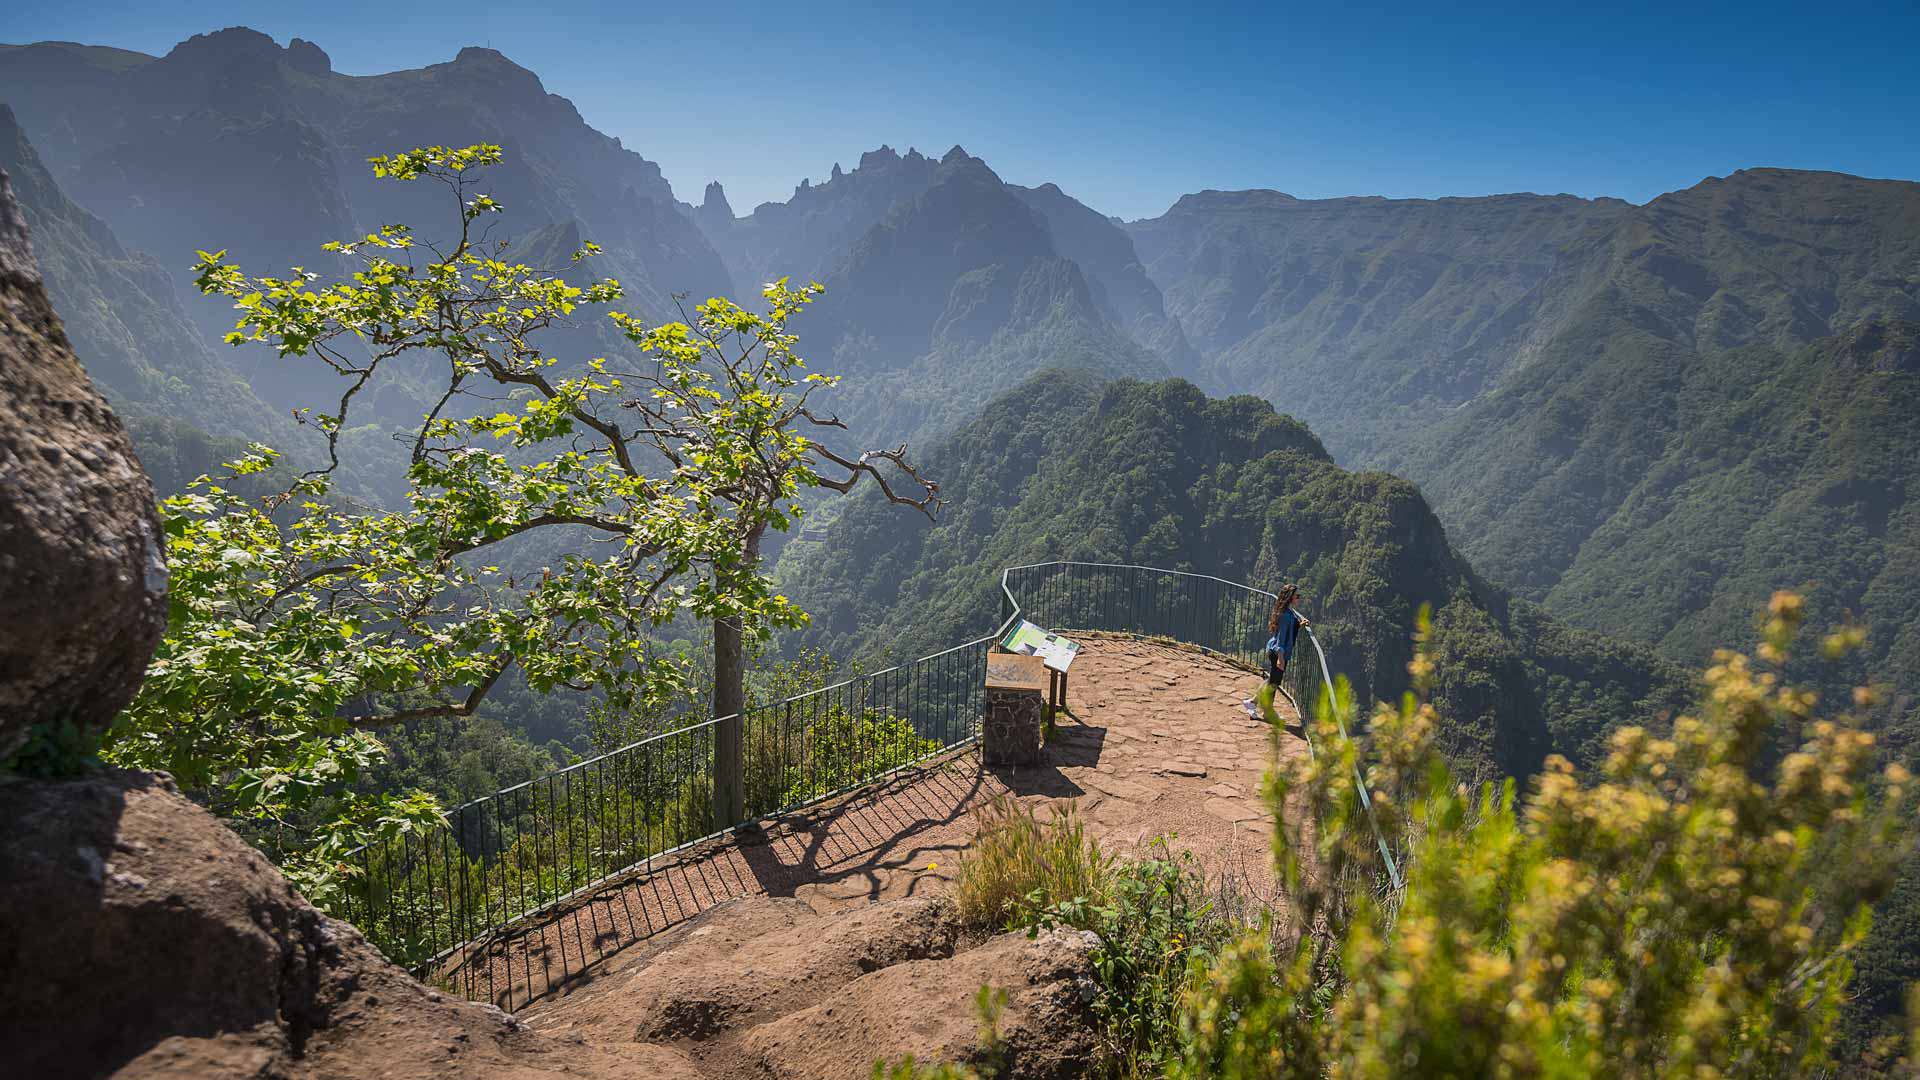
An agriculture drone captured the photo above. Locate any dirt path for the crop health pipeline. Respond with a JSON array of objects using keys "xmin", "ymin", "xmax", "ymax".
[{"xmin": 456, "ymin": 635, "xmax": 1304, "ymax": 1011}]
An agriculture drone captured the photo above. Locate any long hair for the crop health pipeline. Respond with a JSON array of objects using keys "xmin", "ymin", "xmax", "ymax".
[{"xmin": 1267, "ymin": 583, "xmax": 1299, "ymax": 634}]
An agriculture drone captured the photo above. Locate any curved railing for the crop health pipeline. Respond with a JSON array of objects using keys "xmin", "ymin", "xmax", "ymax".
[
  {"xmin": 996, "ymin": 562, "xmax": 1400, "ymax": 888},
  {"xmin": 342, "ymin": 560, "xmax": 1400, "ymax": 1008}
]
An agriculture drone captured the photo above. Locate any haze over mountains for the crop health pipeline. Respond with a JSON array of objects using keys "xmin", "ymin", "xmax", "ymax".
[
  {"xmin": 5, "ymin": 23, "xmax": 1920, "ymax": 1060},
  {"xmin": 4, "ymin": 27, "xmax": 1916, "ymax": 690}
]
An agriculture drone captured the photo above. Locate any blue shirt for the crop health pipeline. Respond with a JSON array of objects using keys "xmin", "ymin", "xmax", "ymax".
[{"xmin": 1266, "ymin": 608, "xmax": 1303, "ymax": 669}]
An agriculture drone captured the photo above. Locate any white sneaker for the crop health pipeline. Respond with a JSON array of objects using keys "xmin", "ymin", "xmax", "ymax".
[{"xmin": 1242, "ymin": 698, "xmax": 1259, "ymax": 720}]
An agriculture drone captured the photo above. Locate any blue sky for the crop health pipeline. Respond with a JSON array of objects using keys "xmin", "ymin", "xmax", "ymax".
[{"xmin": 4, "ymin": 1, "xmax": 1917, "ymax": 220}]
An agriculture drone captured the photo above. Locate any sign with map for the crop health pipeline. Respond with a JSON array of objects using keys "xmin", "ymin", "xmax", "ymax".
[{"xmin": 1000, "ymin": 619, "xmax": 1081, "ymax": 673}]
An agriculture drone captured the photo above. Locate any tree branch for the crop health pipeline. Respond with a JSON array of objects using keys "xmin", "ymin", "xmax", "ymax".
[
  {"xmin": 349, "ymin": 657, "xmax": 510, "ymax": 729},
  {"xmin": 810, "ymin": 443, "xmax": 942, "ymax": 519}
]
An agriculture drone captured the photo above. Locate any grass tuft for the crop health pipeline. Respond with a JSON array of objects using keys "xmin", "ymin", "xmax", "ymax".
[{"xmin": 955, "ymin": 796, "xmax": 1110, "ymax": 929}]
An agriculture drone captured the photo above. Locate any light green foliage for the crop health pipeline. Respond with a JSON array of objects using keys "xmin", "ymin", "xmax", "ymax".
[
  {"xmin": 1172, "ymin": 597, "xmax": 1917, "ymax": 1078},
  {"xmin": 106, "ymin": 448, "xmax": 449, "ymax": 902},
  {"xmin": 104, "ymin": 143, "xmax": 868, "ymax": 905}
]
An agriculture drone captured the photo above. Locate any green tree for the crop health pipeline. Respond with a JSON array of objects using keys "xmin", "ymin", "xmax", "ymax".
[
  {"xmin": 1174, "ymin": 596, "xmax": 1916, "ymax": 1078},
  {"xmin": 611, "ymin": 292, "xmax": 938, "ymax": 823},
  {"xmin": 103, "ymin": 143, "xmax": 930, "ymax": 900}
]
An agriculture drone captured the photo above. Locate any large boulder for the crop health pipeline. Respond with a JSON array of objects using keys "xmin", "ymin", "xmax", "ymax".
[
  {"xmin": 0, "ymin": 166, "xmax": 166, "ymax": 758},
  {"xmin": 523, "ymin": 892, "xmax": 1103, "ymax": 1080},
  {"xmin": 0, "ymin": 766, "xmax": 690, "ymax": 1080},
  {"xmin": 531, "ymin": 893, "xmax": 963, "ymax": 1045},
  {"xmin": 743, "ymin": 926, "xmax": 1102, "ymax": 1080}
]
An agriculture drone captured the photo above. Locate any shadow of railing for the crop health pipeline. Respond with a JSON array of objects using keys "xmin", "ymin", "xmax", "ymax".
[
  {"xmin": 378, "ymin": 560, "xmax": 1393, "ymax": 1011},
  {"xmin": 435, "ymin": 752, "xmax": 995, "ymax": 1010}
]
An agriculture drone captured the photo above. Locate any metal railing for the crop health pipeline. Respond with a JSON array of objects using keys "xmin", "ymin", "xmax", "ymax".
[
  {"xmin": 995, "ymin": 561, "xmax": 1400, "ymax": 889},
  {"xmin": 341, "ymin": 560, "xmax": 1398, "ymax": 1007},
  {"xmin": 338, "ymin": 634, "xmax": 994, "ymax": 997}
]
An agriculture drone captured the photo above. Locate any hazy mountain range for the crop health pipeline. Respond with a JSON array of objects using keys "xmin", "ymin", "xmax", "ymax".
[
  {"xmin": 4, "ymin": 25, "xmax": 1915, "ymax": 699},
  {"xmin": 5, "ymin": 25, "xmax": 1920, "ymax": 1057}
]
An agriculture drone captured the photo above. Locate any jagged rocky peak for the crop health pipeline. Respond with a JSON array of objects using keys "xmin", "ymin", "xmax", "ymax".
[
  {"xmin": 904, "ymin": 146, "xmax": 927, "ymax": 163},
  {"xmin": 445, "ymin": 45, "xmax": 548, "ymax": 95},
  {"xmin": 935, "ymin": 147, "xmax": 1002, "ymax": 185},
  {"xmin": 285, "ymin": 37, "xmax": 331, "ymax": 74},
  {"xmin": 858, "ymin": 145, "xmax": 901, "ymax": 170},
  {"xmin": 831, "ymin": 162, "xmax": 844, "ymax": 180},
  {"xmin": 701, "ymin": 180, "xmax": 734, "ymax": 219}
]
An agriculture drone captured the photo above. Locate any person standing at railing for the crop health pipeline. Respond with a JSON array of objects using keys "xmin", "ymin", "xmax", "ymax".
[{"xmin": 1248, "ymin": 584, "xmax": 1309, "ymax": 726}]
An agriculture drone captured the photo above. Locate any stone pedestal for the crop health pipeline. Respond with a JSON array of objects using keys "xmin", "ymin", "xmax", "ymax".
[{"xmin": 983, "ymin": 652, "xmax": 1047, "ymax": 767}]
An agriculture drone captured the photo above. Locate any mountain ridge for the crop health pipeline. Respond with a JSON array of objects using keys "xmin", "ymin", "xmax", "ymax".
[
  {"xmin": 0, "ymin": 27, "xmax": 733, "ymax": 388},
  {"xmin": 777, "ymin": 372, "xmax": 1691, "ymax": 780}
]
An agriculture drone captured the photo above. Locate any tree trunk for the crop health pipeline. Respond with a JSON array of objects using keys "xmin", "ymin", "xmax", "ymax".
[{"xmin": 710, "ymin": 524, "xmax": 763, "ymax": 830}]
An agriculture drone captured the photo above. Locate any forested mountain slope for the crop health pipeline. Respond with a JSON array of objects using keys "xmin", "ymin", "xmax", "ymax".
[
  {"xmin": 1127, "ymin": 186, "xmax": 1630, "ymax": 458},
  {"xmin": 776, "ymin": 374, "xmax": 1689, "ymax": 780},
  {"xmin": 1131, "ymin": 172, "xmax": 1920, "ymax": 730},
  {"xmin": 0, "ymin": 30, "xmax": 731, "ymax": 422},
  {"xmin": 0, "ymin": 104, "xmax": 295, "ymax": 493},
  {"xmin": 1008, "ymin": 180, "xmax": 1201, "ymax": 376},
  {"xmin": 0, "ymin": 105, "xmax": 271, "ymax": 430},
  {"xmin": 1419, "ymin": 320, "xmax": 1920, "ymax": 715},
  {"xmin": 1381, "ymin": 171, "xmax": 1920, "ymax": 601}
]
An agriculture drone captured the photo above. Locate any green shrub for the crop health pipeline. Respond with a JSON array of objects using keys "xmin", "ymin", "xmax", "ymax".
[
  {"xmin": 1, "ymin": 718, "xmax": 103, "ymax": 779},
  {"xmin": 1028, "ymin": 841, "xmax": 1239, "ymax": 1077}
]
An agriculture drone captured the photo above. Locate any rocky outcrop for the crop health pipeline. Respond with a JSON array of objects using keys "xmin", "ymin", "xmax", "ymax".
[
  {"xmin": 634, "ymin": 895, "xmax": 961, "ymax": 1041},
  {"xmin": 0, "ymin": 767, "xmax": 690, "ymax": 1080},
  {"xmin": 525, "ymin": 893, "xmax": 1101, "ymax": 1079},
  {"xmin": 743, "ymin": 927, "xmax": 1101, "ymax": 1080},
  {"xmin": 0, "ymin": 167, "xmax": 166, "ymax": 757}
]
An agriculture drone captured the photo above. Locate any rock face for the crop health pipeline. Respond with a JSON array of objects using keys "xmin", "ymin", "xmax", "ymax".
[
  {"xmin": 0, "ymin": 767, "xmax": 687, "ymax": 1080},
  {"xmin": 0, "ymin": 167, "xmax": 166, "ymax": 758}
]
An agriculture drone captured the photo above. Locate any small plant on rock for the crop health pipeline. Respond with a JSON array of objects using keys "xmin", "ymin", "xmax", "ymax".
[{"xmin": 1027, "ymin": 839, "xmax": 1239, "ymax": 1077}]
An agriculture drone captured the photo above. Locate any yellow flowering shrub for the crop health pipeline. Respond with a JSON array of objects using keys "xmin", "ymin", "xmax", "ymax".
[{"xmin": 1175, "ymin": 596, "xmax": 1916, "ymax": 1079}]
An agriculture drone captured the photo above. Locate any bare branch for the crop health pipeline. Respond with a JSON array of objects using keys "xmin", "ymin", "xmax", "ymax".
[{"xmin": 811, "ymin": 442, "xmax": 942, "ymax": 520}]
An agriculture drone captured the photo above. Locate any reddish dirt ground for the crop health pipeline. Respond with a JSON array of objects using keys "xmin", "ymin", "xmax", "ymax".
[{"xmin": 452, "ymin": 634, "xmax": 1307, "ymax": 1012}]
